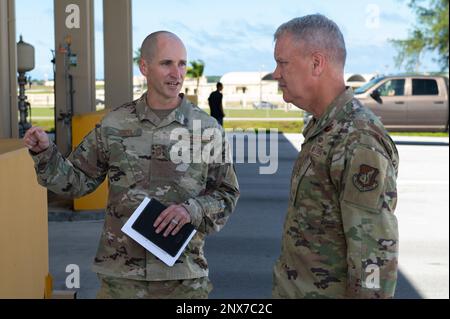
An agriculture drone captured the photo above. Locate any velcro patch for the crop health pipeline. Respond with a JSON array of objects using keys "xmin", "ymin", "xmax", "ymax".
[
  {"xmin": 310, "ymin": 144, "xmax": 323, "ymax": 157},
  {"xmin": 343, "ymin": 147, "xmax": 388, "ymax": 211},
  {"xmin": 106, "ymin": 127, "xmax": 142, "ymax": 137},
  {"xmin": 352, "ymin": 164, "xmax": 379, "ymax": 192},
  {"xmin": 118, "ymin": 129, "xmax": 142, "ymax": 137},
  {"xmin": 151, "ymin": 144, "xmax": 170, "ymax": 160}
]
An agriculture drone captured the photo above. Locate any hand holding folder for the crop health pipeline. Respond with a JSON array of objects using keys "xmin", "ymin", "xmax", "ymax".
[{"xmin": 121, "ymin": 197, "xmax": 196, "ymax": 267}]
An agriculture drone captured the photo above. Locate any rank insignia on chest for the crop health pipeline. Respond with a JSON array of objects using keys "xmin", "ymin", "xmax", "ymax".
[
  {"xmin": 324, "ymin": 124, "xmax": 333, "ymax": 132},
  {"xmin": 152, "ymin": 144, "xmax": 168, "ymax": 160},
  {"xmin": 352, "ymin": 164, "xmax": 379, "ymax": 192},
  {"xmin": 119, "ymin": 130, "xmax": 133, "ymax": 136},
  {"xmin": 310, "ymin": 144, "xmax": 323, "ymax": 158}
]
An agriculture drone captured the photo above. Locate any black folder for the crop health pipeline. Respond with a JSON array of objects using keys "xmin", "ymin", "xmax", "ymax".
[{"xmin": 130, "ymin": 198, "xmax": 195, "ymax": 257}]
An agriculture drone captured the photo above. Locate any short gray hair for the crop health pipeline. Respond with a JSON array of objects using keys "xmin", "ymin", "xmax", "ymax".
[{"xmin": 274, "ymin": 14, "xmax": 347, "ymax": 68}]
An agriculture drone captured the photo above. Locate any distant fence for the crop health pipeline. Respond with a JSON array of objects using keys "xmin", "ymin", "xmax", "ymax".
[
  {"xmin": 27, "ymin": 92, "xmax": 297, "ymax": 111},
  {"xmin": 28, "ymin": 94, "xmax": 54, "ymax": 106}
]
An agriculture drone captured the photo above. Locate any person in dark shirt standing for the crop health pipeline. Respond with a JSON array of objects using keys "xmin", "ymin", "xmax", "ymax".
[{"xmin": 208, "ymin": 82, "xmax": 225, "ymax": 126}]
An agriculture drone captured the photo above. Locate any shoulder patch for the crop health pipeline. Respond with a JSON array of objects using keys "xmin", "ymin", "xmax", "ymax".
[
  {"xmin": 343, "ymin": 147, "xmax": 389, "ymax": 211},
  {"xmin": 352, "ymin": 164, "xmax": 379, "ymax": 192}
]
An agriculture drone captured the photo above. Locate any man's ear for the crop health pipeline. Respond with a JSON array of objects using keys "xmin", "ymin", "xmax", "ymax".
[
  {"xmin": 311, "ymin": 52, "xmax": 326, "ymax": 76},
  {"xmin": 139, "ymin": 58, "xmax": 148, "ymax": 76}
]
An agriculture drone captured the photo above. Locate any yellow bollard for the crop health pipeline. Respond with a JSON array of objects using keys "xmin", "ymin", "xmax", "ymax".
[{"xmin": 72, "ymin": 110, "xmax": 109, "ymax": 211}]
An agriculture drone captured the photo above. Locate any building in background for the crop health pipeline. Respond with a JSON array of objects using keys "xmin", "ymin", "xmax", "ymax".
[
  {"xmin": 130, "ymin": 72, "xmax": 375, "ymax": 109},
  {"xmin": 345, "ymin": 73, "xmax": 376, "ymax": 89}
]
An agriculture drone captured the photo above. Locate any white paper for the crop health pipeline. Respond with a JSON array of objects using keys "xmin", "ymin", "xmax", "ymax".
[{"xmin": 121, "ymin": 197, "xmax": 196, "ymax": 267}]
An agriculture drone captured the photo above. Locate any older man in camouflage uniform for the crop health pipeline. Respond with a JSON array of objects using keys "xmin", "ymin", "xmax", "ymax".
[
  {"xmin": 23, "ymin": 31, "xmax": 240, "ymax": 298},
  {"xmin": 272, "ymin": 15, "xmax": 399, "ymax": 298}
]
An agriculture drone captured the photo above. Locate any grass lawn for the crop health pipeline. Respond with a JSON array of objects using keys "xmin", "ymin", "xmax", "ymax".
[
  {"xmin": 30, "ymin": 107, "xmax": 54, "ymax": 117},
  {"xmin": 31, "ymin": 119, "xmax": 55, "ymax": 132},
  {"xmin": 27, "ymin": 90, "xmax": 54, "ymax": 94},
  {"xmin": 224, "ymin": 120, "xmax": 303, "ymax": 133},
  {"xmin": 27, "ymin": 85, "xmax": 53, "ymax": 94},
  {"xmin": 29, "ymin": 106, "xmax": 448, "ymax": 137},
  {"xmin": 223, "ymin": 109, "xmax": 303, "ymax": 118},
  {"xmin": 389, "ymin": 132, "xmax": 449, "ymax": 137},
  {"xmin": 31, "ymin": 107, "xmax": 303, "ymax": 119}
]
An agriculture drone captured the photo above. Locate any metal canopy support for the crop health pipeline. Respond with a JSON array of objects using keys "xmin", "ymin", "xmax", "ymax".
[
  {"xmin": 0, "ymin": 0, "xmax": 18, "ymax": 138},
  {"xmin": 103, "ymin": 0, "xmax": 133, "ymax": 109},
  {"xmin": 53, "ymin": 0, "xmax": 96, "ymax": 155}
]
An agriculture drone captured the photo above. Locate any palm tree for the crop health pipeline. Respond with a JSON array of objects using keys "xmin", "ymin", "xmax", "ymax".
[
  {"xmin": 186, "ymin": 59, "xmax": 205, "ymax": 95},
  {"xmin": 133, "ymin": 48, "xmax": 141, "ymax": 65},
  {"xmin": 133, "ymin": 48, "xmax": 146, "ymax": 93}
]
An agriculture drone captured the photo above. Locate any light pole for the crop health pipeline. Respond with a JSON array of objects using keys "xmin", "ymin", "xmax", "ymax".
[{"xmin": 259, "ymin": 65, "xmax": 265, "ymax": 104}]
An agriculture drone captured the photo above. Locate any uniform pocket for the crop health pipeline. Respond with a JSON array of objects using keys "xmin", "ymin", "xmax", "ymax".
[
  {"xmin": 342, "ymin": 147, "xmax": 389, "ymax": 213},
  {"xmin": 291, "ymin": 157, "xmax": 312, "ymax": 207},
  {"xmin": 107, "ymin": 128, "xmax": 145, "ymax": 187},
  {"xmin": 150, "ymin": 143, "xmax": 207, "ymax": 198},
  {"xmin": 150, "ymin": 144, "xmax": 181, "ymax": 182}
]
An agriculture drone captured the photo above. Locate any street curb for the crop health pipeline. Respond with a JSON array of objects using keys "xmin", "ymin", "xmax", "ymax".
[
  {"xmin": 390, "ymin": 136, "xmax": 449, "ymax": 146},
  {"xmin": 394, "ymin": 140, "xmax": 449, "ymax": 146}
]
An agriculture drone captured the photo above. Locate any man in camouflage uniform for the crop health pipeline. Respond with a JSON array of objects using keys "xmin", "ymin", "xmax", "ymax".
[
  {"xmin": 271, "ymin": 15, "xmax": 399, "ymax": 298},
  {"xmin": 23, "ymin": 31, "xmax": 240, "ymax": 298}
]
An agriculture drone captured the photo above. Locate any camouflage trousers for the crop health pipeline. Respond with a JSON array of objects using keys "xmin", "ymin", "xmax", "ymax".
[{"xmin": 96, "ymin": 274, "xmax": 213, "ymax": 299}]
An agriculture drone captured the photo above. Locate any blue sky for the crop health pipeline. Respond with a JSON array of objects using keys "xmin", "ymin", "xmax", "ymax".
[{"xmin": 15, "ymin": 0, "xmax": 441, "ymax": 80}]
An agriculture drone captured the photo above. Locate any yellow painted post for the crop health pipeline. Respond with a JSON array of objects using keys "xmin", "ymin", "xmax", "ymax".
[
  {"xmin": 186, "ymin": 95, "xmax": 198, "ymax": 105},
  {"xmin": 0, "ymin": 139, "xmax": 48, "ymax": 298},
  {"xmin": 44, "ymin": 273, "xmax": 53, "ymax": 299},
  {"xmin": 72, "ymin": 110, "xmax": 109, "ymax": 211}
]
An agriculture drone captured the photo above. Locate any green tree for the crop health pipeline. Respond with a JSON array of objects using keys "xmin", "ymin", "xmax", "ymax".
[
  {"xmin": 390, "ymin": 0, "xmax": 449, "ymax": 72},
  {"xmin": 186, "ymin": 60, "xmax": 205, "ymax": 94},
  {"xmin": 133, "ymin": 48, "xmax": 141, "ymax": 65}
]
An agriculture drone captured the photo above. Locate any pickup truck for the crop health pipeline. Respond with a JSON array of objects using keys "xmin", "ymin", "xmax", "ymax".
[{"xmin": 354, "ymin": 74, "xmax": 449, "ymax": 132}]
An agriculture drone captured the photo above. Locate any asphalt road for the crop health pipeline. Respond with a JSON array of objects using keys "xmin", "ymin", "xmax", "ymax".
[{"xmin": 48, "ymin": 134, "xmax": 449, "ymax": 299}]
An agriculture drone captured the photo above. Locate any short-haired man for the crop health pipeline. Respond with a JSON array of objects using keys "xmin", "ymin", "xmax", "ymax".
[
  {"xmin": 271, "ymin": 15, "xmax": 399, "ymax": 299},
  {"xmin": 24, "ymin": 31, "xmax": 240, "ymax": 299}
]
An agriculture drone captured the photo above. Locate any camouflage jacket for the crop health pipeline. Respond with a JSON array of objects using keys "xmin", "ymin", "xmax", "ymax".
[
  {"xmin": 31, "ymin": 93, "xmax": 240, "ymax": 281},
  {"xmin": 273, "ymin": 88, "xmax": 399, "ymax": 298}
]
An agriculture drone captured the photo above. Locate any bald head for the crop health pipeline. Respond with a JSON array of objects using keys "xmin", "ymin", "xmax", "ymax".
[{"xmin": 140, "ymin": 31, "xmax": 185, "ymax": 62}]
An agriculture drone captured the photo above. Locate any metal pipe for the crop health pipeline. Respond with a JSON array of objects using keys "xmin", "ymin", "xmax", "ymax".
[{"xmin": 17, "ymin": 71, "xmax": 31, "ymax": 137}]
